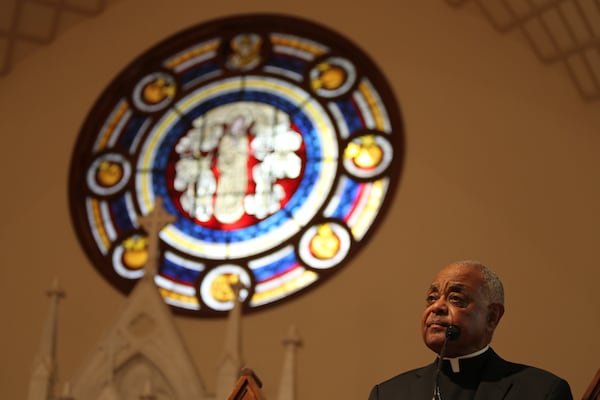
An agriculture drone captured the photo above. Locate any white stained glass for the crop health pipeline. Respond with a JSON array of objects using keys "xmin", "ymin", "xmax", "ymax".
[
  {"xmin": 164, "ymin": 250, "xmax": 206, "ymax": 272},
  {"xmin": 298, "ymin": 222, "xmax": 351, "ymax": 269},
  {"xmin": 163, "ymin": 297, "xmax": 200, "ymax": 310},
  {"xmin": 248, "ymin": 244, "xmax": 295, "ymax": 270},
  {"xmin": 353, "ymin": 90, "xmax": 376, "ymax": 129},
  {"xmin": 343, "ymin": 135, "xmax": 394, "ymax": 179},
  {"xmin": 262, "ymin": 65, "xmax": 303, "ymax": 82},
  {"xmin": 270, "ymin": 33, "xmax": 329, "ymax": 57},
  {"xmin": 93, "ymin": 99, "xmax": 128, "ymax": 152},
  {"xmin": 163, "ymin": 38, "xmax": 220, "ymax": 72},
  {"xmin": 361, "ymin": 78, "xmax": 393, "ymax": 134},
  {"xmin": 348, "ymin": 178, "xmax": 389, "ymax": 240},
  {"xmin": 86, "ymin": 198, "xmax": 109, "ymax": 255},
  {"xmin": 160, "ymin": 225, "xmax": 228, "ymax": 259},
  {"xmin": 112, "ymin": 245, "xmax": 145, "ymax": 279},
  {"xmin": 327, "ymin": 102, "xmax": 351, "ymax": 139},
  {"xmin": 251, "ymin": 268, "xmax": 318, "ymax": 307},
  {"xmin": 199, "ymin": 264, "xmax": 251, "ymax": 311},
  {"xmin": 86, "ymin": 153, "xmax": 132, "ymax": 197},
  {"xmin": 155, "ymin": 274, "xmax": 197, "ymax": 297}
]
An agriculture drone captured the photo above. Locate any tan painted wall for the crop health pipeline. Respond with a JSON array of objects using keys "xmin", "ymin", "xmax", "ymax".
[{"xmin": 1, "ymin": 1, "xmax": 598, "ymax": 399}]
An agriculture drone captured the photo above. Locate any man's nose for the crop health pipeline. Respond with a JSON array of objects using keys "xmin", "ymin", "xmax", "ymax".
[{"xmin": 431, "ymin": 298, "xmax": 448, "ymax": 315}]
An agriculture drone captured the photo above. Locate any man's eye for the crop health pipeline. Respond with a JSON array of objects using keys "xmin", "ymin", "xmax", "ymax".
[
  {"xmin": 449, "ymin": 295, "xmax": 466, "ymax": 305},
  {"xmin": 426, "ymin": 295, "xmax": 438, "ymax": 304}
]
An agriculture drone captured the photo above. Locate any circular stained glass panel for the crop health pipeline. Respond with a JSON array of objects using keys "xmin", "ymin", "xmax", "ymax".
[{"xmin": 69, "ymin": 14, "xmax": 404, "ymax": 317}]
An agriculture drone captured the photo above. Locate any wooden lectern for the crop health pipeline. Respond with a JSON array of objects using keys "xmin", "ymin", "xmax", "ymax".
[
  {"xmin": 226, "ymin": 368, "xmax": 266, "ymax": 400},
  {"xmin": 582, "ymin": 368, "xmax": 600, "ymax": 400}
]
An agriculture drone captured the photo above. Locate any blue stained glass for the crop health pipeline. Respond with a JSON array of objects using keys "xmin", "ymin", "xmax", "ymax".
[
  {"xmin": 150, "ymin": 175, "xmax": 190, "ymax": 226},
  {"xmin": 227, "ymin": 218, "xmax": 280, "ymax": 242},
  {"xmin": 110, "ymin": 195, "xmax": 135, "ymax": 232},
  {"xmin": 152, "ymin": 123, "xmax": 188, "ymax": 171},
  {"xmin": 225, "ymin": 158, "xmax": 326, "ymax": 241},
  {"xmin": 332, "ymin": 98, "xmax": 364, "ymax": 133},
  {"xmin": 281, "ymin": 158, "xmax": 324, "ymax": 215},
  {"xmin": 68, "ymin": 14, "xmax": 405, "ymax": 317},
  {"xmin": 265, "ymin": 54, "xmax": 307, "ymax": 76},
  {"xmin": 159, "ymin": 90, "xmax": 322, "ymax": 151},
  {"xmin": 120, "ymin": 115, "xmax": 149, "ymax": 151},
  {"xmin": 165, "ymin": 163, "xmax": 324, "ymax": 243},
  {"xmin": 163, "ymin": 91, "xmax": 249, "ymax": 132},
  {"xmin": 172, "ymin": 216, "xmax": 231, "ymax": 243},
  {"xmin": 192, "ymin": 224, "xmax": 229, "ymax": 241},
  {"xmin": 179, "ymin": 60, "xmax": 221, "ymax": 87},
  {"xmin": 328, "ymin": 178, "xmax": 362, "ymax": 219},
  {"xmin": 161, "ymin": 257, "xmax": 201, "ymax": 282},
  {"xmin": 152, "ymin": 174, "xmax": 170, "ymax": 199},
  {"xmin": 200, "ymin": 91, "xmax": 246, "ymax": 110},
  {"xmin": 148, "ymin": 89, "xmax": 334, "ymax": 243},
  {"xmin": 239, "ymin": 90, "xmax": 290, "ymax": 111},
  {"xmin": 252, "ymin": 250, "xmax": 299, "ymax": 282},
  {"xmin": 289, "ymin": 112, "xmax": 326, "ymax": 161}
]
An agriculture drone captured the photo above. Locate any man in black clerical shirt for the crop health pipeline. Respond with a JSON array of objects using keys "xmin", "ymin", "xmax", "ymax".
[{"xmin": 368, "ymin": 260, "xmax": 573, "ymax": 400}]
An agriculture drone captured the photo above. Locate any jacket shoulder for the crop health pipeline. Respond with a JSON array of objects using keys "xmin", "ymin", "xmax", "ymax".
[
  {"xmin": 369, "ymin": 365, "xmax": 433, "ymax": 400},
  {"xmin": 377, "ymin": 365, "xmax": 430, "ymax": 386},
  {"xmin": 485, "ymin": 350, "xmax": 573, "ymax": 399}
]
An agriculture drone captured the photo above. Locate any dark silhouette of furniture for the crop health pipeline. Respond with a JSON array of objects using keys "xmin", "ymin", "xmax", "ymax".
[
  {"xmin": 227, "ymin": 368, "xmax": 266, "ymax": 400},
  {"xmin": 583, "ymin": 368, "xmax": 600, "ymax": 400}
]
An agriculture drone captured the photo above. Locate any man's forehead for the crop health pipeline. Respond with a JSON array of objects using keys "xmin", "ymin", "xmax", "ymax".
[
  {"xmin": 428, "ymin": 282, "xmax": 468, "ymax": 291},
  {"xmin": 428, "ymin": 266, "xmax": 484, "ymax": 290}
]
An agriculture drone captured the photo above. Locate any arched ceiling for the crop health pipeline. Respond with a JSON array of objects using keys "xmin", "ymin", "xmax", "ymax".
[
  {"xmin": 0, "ymin": 0, "xmax": 117, "ymax": 76},
  {"xmin": 448, "ymin": 0, "xmax": 600, "ymax": 102}
]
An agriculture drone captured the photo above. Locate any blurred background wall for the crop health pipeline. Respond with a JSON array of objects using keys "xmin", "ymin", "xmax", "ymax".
[{"xmin": 0, "ymin": 1, "xmax": 598, "ymax": 399}]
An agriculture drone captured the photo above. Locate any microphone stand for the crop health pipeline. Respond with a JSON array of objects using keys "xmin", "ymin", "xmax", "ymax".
[{"xmin": 432, "ymin": 325, "xmax": 460, "ymax": 400}]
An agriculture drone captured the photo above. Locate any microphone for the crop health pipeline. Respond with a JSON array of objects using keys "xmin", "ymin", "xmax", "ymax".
[
  {"xmin": 432, "ymin": 325, "xmax": 461, "ymax": 400},
  {"xmin": 446, "ymin": 325, "xmax": 460, "ymax": 341}
]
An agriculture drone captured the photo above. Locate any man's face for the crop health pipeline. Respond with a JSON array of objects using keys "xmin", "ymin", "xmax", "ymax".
[{"xmin": 420, "ymin": 264, "xmax": 502, "ymax": 358}]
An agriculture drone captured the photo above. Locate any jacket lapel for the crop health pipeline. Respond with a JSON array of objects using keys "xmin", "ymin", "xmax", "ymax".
[
  {"xmin": 414, "ymin": 361, "xmax": 438, "ymax": 400},
  {"xmin": 474, "ymin": 349, "xmax": 513, "ymax": 400},
  {"xmin": 475, "ymin": 380, "xmax": 513, "ymax": 400}
]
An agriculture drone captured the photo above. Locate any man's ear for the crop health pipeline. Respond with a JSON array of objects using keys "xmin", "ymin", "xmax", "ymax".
[{"xmin": 487, "ymin": 303, "xmax": 505, "ymax": 330}]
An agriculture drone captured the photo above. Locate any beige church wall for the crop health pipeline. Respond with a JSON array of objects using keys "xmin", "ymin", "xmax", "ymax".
[{"xmin": 0, "ymin": 1, "xmax": 598, "ymax": 399}]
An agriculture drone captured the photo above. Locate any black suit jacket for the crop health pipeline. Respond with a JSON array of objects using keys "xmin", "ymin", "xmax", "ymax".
[{"xmin": 368, "ymin": 348, "xmax": 573, "ymax": 400}]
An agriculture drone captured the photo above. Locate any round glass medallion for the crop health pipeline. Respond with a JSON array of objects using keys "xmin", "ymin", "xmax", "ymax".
[{"xmin": 69, "ymin": 14, "xmax": 404, "ymax": 317}]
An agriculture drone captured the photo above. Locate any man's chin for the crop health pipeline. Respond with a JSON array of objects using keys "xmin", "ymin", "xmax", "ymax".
[{"xmin": 424, "ymin": 334, "xmax": 445, "ymax": 354}]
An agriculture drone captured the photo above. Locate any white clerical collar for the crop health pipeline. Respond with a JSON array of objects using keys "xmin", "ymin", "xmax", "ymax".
[{"xmin": 442, "ymin": 345, "xmax": 490, "ymax": 373}]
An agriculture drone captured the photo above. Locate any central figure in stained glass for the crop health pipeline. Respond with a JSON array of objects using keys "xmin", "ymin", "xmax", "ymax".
[{"xmin": 172, "ymin": 102, "xmax": 304, "ymax": 228}]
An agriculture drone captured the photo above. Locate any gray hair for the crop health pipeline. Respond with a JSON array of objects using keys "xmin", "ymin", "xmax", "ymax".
[{"xmin": 451, "ymin": 260, "xmax": 505, "ymax": 305}]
